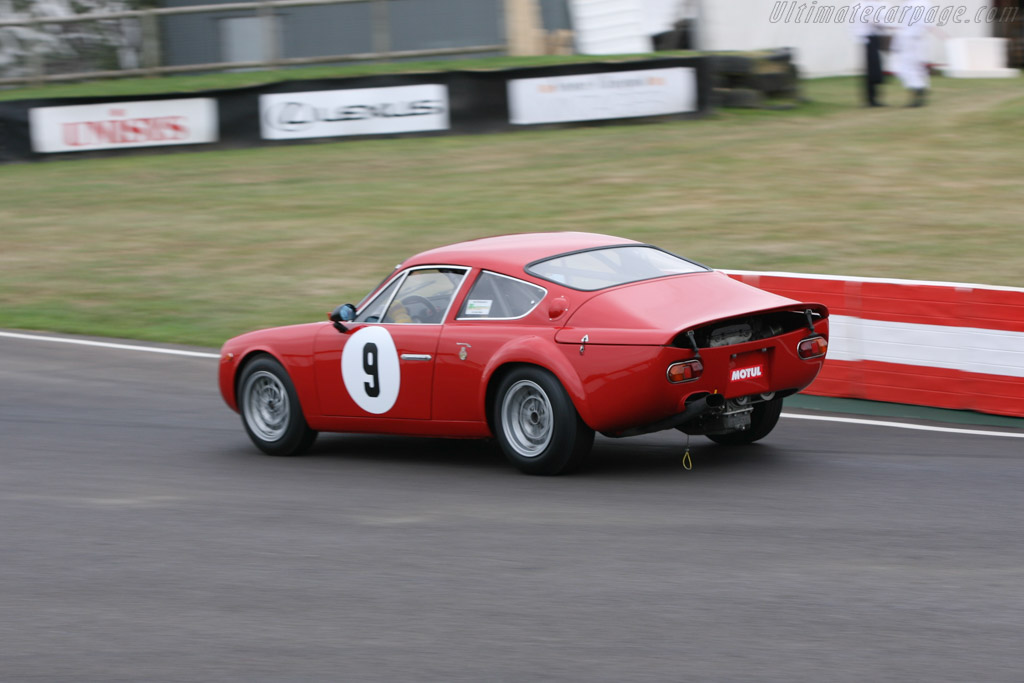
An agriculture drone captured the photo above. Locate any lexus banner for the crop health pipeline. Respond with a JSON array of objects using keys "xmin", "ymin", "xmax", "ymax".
[{"xmin": 259, "ymin": 84, "xmax": 450, "ymax": 140}]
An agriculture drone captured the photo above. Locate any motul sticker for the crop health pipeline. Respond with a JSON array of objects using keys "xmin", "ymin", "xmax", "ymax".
[{"xmin": 731, "ymin": 365, "xmax": 764, "ymax": 381}]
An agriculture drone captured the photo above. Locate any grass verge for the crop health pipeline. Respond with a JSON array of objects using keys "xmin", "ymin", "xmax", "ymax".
[{"xmin": 1, "ymin": 75, "xmax": 1022, "ymax": 347}]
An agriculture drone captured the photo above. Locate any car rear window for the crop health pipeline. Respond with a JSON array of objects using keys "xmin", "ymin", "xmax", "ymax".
[
  {"xmin": 457, "ymin": 271, "xmax": 546, "ymax": 320},
  {"xmin": 526, "ymin": 246, "xmax": 708, "ymax": 291}
]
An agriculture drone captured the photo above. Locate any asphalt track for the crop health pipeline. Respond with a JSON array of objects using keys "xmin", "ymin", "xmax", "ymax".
[{"xmin": 2, "ymin": 331, "xmax": 1022, "ymax": 683}]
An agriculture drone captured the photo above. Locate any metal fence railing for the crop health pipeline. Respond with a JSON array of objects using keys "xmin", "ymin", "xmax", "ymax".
[{"xmin": 0, "ymin": 0, "xmax": 507, "ymax": 87}]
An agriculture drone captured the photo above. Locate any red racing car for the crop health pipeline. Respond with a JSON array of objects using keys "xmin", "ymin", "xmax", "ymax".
[{"xmin": 219, "ymin": 232, "xmax": 828, "ymax": 474}]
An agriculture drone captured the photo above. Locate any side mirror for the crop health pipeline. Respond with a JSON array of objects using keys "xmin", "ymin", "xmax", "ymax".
[{"xmin": 328, "ymin": 303, "xmax": 357, "ymax": 333}]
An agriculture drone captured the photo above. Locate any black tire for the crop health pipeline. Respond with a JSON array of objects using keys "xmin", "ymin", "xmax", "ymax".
[
  {"xmin": 238, "ymin": 356, "xmax": 318, "ymax": 456},
  {"xmin": 492, "ymin": 367, "xmax": 594, "ymax": 475},
  {"xmin": 707, "ymin": 397, "xmax": 784, "ymax": 446}
]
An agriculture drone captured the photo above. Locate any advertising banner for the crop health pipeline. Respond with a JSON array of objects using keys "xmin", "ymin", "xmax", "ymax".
[
  {"xmin": 2, "ymin": 59, "xmax": 706, "ymax": 162},
  {"xmin": 260, "ymin": 84, "xmax": 450, "ymax": 140},
  {"xmin": 507, "ymin": 67, "xmax": 696, "ymax": 125},
  {"xmin": 29, "ymin": 98, "xmax": 218, "ymax": 153}
]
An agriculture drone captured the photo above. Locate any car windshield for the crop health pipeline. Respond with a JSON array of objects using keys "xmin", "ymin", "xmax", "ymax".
[{"xmin": 526, "ymin": 245, "xmax": 708, "ymax": 291}]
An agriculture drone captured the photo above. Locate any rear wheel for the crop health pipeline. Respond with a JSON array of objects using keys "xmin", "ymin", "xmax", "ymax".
[
  {"xmin": 493, "ymin": 367, "xmax": 594, "ymax": 475},
  {"xmin": 707, "ymin": 397, "xmax": 783, "ymax": 446},
  {"xmin": 238, "ymin": 356, "xmax": 317, "ymax": 456}
]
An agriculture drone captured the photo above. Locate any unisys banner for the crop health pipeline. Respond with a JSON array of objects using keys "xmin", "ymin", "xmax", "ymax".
[
  {"xmin": 725, "ymin": 270, "xmax": 1024, "ymax": 417},
  {"xmin": 29, "ymin": 98, "xmax": 218, "ymax": 153}
]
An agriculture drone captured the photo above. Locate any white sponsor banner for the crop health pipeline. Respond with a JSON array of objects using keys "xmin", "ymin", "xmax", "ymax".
[
  {"xmin": 260, "ymin": 85, "xmax": 449, "ymax": 140},
  {"xmin": 30, "ymin": 98, "xmax": 218, "ymax": 153},
  {"xmin": 507, "ymin": 67, "xmax": 696, "ymax": 125}
]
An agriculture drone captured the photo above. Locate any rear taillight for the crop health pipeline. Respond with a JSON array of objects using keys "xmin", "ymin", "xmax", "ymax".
[
  {"xmin": 797, "ymin": 336, "xmax": 828, "ymax": 359},
  {"xmin": 667, "ymin": 359, "xmax": 704, "ymax": 383}
]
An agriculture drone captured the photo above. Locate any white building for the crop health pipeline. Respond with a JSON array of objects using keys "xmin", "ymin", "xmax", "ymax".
[{"xmin": 574, "ymin": 0, "xmax": 1017, "ymax": 76}]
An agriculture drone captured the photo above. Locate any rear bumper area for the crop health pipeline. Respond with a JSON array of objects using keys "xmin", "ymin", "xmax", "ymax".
[{"xmin": 563, "ymin": 319, "xmax": 828, "ymax": 434}]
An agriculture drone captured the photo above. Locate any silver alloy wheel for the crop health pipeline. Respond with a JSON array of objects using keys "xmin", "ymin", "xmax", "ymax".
[
  {"xmin": 500, "ymin": 379, "xmax": 553, "ymax": 458},
  {"xmin": 242, "ymin": 370, "xmax": 290, "ymax": 442}
]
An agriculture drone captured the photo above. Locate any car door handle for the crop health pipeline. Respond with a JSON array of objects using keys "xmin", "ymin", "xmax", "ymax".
[{"xmin": 400, "ymin": 354, "xmax": 432, "ymax": 361}]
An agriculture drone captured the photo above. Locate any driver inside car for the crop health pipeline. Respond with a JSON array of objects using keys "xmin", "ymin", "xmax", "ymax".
[{"xmin": 384, "ymin": 299, "xmax": 414, "ymax": 324}]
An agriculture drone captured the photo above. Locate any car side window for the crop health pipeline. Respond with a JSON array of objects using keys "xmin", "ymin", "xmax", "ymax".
[
  {"xmin": 457, "ymin": 271, "xmax": 546, "ymax": 320},
  {"xmin": 383, "ymin": 268, "xmax": 467, "ymax": 324},
  {"xmin": 355, "ymin": 276, "xmax": 403, "ymax": 323}
]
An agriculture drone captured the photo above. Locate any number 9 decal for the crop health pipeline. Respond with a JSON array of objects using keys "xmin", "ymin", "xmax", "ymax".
[
  {"xmin": 341, "ymin": 326, "xmax": 400, "ymax": 414},
  {"xmin": 363, "ymin": 343, "xmax": 380, "ymax": 398}
]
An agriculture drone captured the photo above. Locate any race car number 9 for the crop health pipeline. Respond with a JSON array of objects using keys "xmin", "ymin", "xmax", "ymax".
[{"xmin": 341, "ymin": 326, "xmax": 400, "ymax": 414}]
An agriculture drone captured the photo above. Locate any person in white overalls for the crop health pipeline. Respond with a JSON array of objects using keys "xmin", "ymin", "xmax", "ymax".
[{"xmin": 890, "ymin": 2, "xmax": 933, "ymax": 107}]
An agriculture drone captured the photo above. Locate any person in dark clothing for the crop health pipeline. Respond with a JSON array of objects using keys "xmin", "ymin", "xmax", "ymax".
[
  {"xmin": 865, "ymin": 33, "xmax": 886, "ymax": 105},
  {"xmin": 854, "ymin": 1, "xmax": 889, "ymax": 106}
]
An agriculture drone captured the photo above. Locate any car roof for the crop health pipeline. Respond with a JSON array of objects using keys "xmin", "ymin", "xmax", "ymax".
[{"xmin": 402, "ymin": 232, "xmax": 642, "ymax": 274}]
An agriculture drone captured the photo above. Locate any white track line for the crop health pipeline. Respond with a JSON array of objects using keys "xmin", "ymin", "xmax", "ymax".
[
  {"xmin": 3, "ymin": 330, "xmax": 1021, "ymax": 439},
  {"xmin": 0, "ymin": 331, "xmax": 219, "ymax": 359},
  {"xmin": 782, "ymin": 413, "xmax": 1023, "ymax": 439}
]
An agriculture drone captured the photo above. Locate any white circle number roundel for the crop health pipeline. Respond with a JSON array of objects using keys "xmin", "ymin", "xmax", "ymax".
[{"xmin": 341, "ymin": 326, "xmax": 400, "ymax": 414}]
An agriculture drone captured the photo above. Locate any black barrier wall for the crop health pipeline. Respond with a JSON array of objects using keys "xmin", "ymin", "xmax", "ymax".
[{"xmin": 0, "ymin": 57, "xmax": 710, "ymax": 163}]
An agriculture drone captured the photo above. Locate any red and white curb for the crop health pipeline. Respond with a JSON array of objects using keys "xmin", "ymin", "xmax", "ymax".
[{"xmin": 725, "ymin": 270, "xmax": 1024, "ymax": 418}]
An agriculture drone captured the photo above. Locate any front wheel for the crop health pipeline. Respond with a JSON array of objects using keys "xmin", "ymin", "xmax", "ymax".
[
  {"xmin": 238, "ymin": 356, "xmax": 318, "ymax": 456},
  {"xmin": 492, "ymin": 367, "xmax": 594, "ymax": 475},
  {"xmin": 707, "ymin": 397, "xmax": 783, "ymax": 446}
]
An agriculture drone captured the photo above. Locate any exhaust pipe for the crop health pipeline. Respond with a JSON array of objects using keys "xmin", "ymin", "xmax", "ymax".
[{"xmin": 610, "ymin": 393, "xmax": 725, "ymax": 438}]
